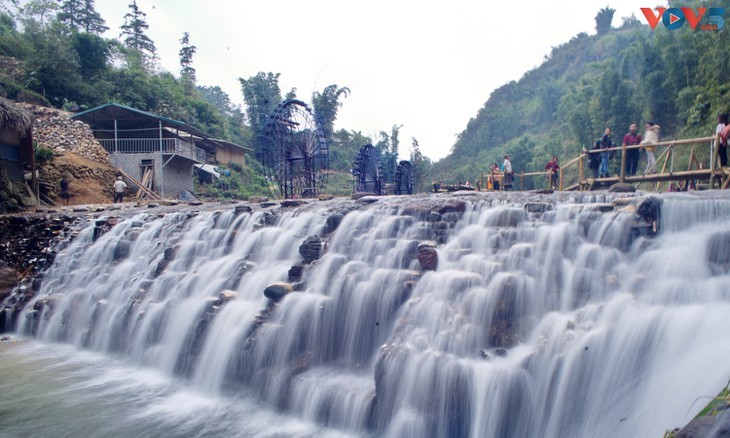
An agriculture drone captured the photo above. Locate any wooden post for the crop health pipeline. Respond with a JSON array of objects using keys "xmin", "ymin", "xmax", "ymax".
[
  {"xmin": 711, "ymin": 134, "xmax": 720, "ymax": 188},
  {"xmin": 579, "ymin": 154, "xmax": 584, "ymax": 184},
  {"xmin": 520, "ymin": 170, "xmax": 524, "ymax": 191},
  {"xmin": 559, "ymin": 168, "xmax": 564, "ymax": 191},
  {"xmin": 620, "ymin": 142, "xmax": 626, "ymax": 183}
]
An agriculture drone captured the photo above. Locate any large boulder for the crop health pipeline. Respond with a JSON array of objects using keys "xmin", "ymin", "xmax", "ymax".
[
  {"xmin": 637, "ymin": 196, "xmax": 661, "ymax": 223},
  {"xmin": 263, "ymin": 282, "xmax": 293, "ymax": 302},
  {"xmin": 417, "ymin": 241, "xmax": 438, "ymax": 271},
  {"xmin": 299, "ymin": 235, "xmax": 323, "ymax": 264}
]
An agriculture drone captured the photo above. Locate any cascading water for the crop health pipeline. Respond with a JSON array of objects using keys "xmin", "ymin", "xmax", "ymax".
[{"xmin": 6, "ymin": 191, "xmax": 730, "ymax": 437}]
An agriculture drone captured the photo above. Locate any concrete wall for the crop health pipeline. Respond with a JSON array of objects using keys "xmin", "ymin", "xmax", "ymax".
[{"xmin": 111, "ymin": 153, "xmax": 194, "ymax": 198}]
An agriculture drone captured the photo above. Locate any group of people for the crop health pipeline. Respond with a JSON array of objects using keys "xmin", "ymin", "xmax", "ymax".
[
  {"xmin": 588, "ymin": 122, "xmax": 661, "ymax": 179},
  {"xmin": 57, "ymin": 175, "xmax": 128, "ymax": 206}
]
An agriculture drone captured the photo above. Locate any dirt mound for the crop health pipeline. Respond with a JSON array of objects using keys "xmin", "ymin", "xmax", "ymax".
[{"xmin": 39, "ymin": 152, "xmax": 120, "ymax": 206}]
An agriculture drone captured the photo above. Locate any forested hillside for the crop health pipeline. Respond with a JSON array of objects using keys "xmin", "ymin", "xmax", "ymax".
[{"xmin": 433, "ymin": 1, "xmax": 730, "ymax": 185}]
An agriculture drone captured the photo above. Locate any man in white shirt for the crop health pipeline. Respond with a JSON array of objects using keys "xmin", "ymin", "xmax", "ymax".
[
  {"xmin": 113, "ymin": 176, "xmax": 127, "ymax": 203},
  {"xmin": 503, "ymin": 154, "xmax": 513, "ymax": 190}
]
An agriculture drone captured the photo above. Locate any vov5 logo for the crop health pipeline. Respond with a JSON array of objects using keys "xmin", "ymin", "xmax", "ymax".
[{"xmin": 641, "ymin": 7, "xmax": 725, "ymax": 30}]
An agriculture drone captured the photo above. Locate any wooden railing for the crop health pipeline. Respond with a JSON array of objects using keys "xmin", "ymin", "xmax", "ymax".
[{"xmin": 478, "ymin": 135, "xmax": 727, "ymax": 191}]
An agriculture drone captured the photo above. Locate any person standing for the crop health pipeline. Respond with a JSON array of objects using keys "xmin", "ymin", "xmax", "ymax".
[
  {"xmin": 623, "ymin": 123, "xmax": 642, "ymax": 176},
  {"xmin": 113, "ymin": 176, "xmax": 127, "ymax": 203},
  {"xmin": 503, "ymin": 154, "xmax": 513, "ymax": 190},
  {"xmin": 599, "ymin": 141, "xmax": 610, "ymax": 178},
  {"xmin": 716, "ymin": 113, "xmax": 728, "ymax": 167},
  {"xmin": 640, "ymin": 121, "xmax": 660, "ymax": 175},
  {"xmin": 545, "ymin": 156, "xmax": 560, "ymax": 189},
  {"xmin": 59, "ymin": 176, "xmax": 70, "ymax": 206}
]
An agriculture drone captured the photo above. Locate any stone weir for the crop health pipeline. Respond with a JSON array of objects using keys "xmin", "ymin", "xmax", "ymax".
[
  {"xmin": 4, "ymin": 189, "xmax": 720, "ymax": 438},
  {"xmin": 0, "ymin": 191, "xmax": 659, "ymax": 335}
]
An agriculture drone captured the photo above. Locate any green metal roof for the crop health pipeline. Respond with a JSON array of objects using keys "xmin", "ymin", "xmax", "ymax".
[{"xmin": 71, "ymin": 102, "xmax": 212, "ymax": 140}]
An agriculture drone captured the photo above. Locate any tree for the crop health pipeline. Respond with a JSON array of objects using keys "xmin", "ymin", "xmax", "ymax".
[
  {"xmin": 19, "ymin": 0, "xmax": 58, "ymax": 28},
  {"xmin": 57, "ymin": 0, "xmax": 107, "ymax": 34},
  {"xmin": 410, "ymin": 137, "xmax": 432, "ymax": 192},
  {"xmin": 311, "ymin": 84, "xmax": 350, "ymax": 142},
  {"xmin": 595, "ymin": 6, "xmax": 615, "ymax": 35},
  {"xmin": 178, "ymin": 32, "xmax": 196, "ymax": 94},
  {"xmin": 239, "ymin": 72, "xmax": 282, "ymax": 161},
  {"xmin": 120, "ymin": 0, "xmax": 156, "ymax": 65}
]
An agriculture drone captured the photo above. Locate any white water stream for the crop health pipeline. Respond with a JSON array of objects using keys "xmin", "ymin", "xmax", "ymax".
[{"xmin": 4, "ymin": 192, "xmax": 730, "ymax": 437}]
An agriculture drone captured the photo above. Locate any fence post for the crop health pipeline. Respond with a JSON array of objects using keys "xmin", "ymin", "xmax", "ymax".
[
  {"xmin": 579, "ymin": 154, "xmax": 584, "ymax": 187},
  {"xmin": 559, "ymin": 168, "xmax": 564, "ymax": 191},
  {"xmin": 620, "ymin": 142, "xmax": 626, "ymax": 183},
  {"xmin": 520, "ymin": 170, "xmax": 524, "ymax": 191}
]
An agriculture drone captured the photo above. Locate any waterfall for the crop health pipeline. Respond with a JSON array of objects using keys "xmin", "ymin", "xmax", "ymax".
[{"xmin": 11, "ymin": 192, "xmax": 730, "ymax": 437}]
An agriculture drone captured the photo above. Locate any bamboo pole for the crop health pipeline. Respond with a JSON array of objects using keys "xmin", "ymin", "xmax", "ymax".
[
  {"xmin": 655, "ymin": 147, "xmax": 672, "ymax": 192},
  {"xmin": 620, "ymin": 142, "xmax": 626, "ymax": 183},
  {"xmin": 579, "ymin": 154, "xmax": 584, "ymax": 185},
  {"xmin": 559, "ymin": 168, "xmax": 564, "ymax": 191},
  {"xmin": 520, "ymin": 170, "xmax": 524, "ymax": 191}
]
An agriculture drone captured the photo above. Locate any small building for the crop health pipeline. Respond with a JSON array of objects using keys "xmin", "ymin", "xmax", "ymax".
[
  {"xmin": 72, "ymin": 103, "xmax": 248, "ymax": 198},
  {"xmin": 213, "ymin": 138, "xmax": 252, "ymax": 169},
  {"xmin": 0, "ymin": 98, "xmax": 36, "ymax": 209}
]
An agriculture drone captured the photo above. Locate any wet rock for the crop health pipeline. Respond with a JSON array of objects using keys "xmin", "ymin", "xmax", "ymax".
[
  {"xmin": 318, "ymin": 194, "xmax": 335, "ymax": 201},
  {"xmin": 260, "ymin": 201, "xmax": 276, "ymax": 208},
  {"xmin": 532, "ymin": 189, "xmax": 554, "ymax": 195},
  {"xmin": 426, "ymin": 211, "xmax": 442, "ymax": 222},
  {"xmin": 417, "ymin": 241, "xmax": 438, "ymax": 271},
  {"xmin": 234, "ymin": 205, "xmax": 253, "ymax": 215},
  {"xmin": 675, "ymin": 410, "xmax": 730, "ymax": 438},
  {"xmin": 609, "ymin": 183, "xmax": 636, "ymax": 193},
  {"xmin": 0, "ymin": 261, "xmax": 17, "ymax": 302},
  {"xmin": 357, "ymin": 196, "xmax": 380, "ymax": 204},
  {"xmin": 637, "ymin": 196, "xmax": 661, "ymax": 223},
  {"xmin": 595, "ymin": 203, "xmax": 614, "ymax": 213},
  {"xmin": 288, "ymin": 265, "xmax": 304, "ymax": 282},
  {"xmin": 299, "ymin": 235, "xmax": 323, "ymax": 264},
  {"xmin": 264, "ymin": 282, "xmax": 293, "ymax": 301},
  {"xmin": 113, "ymin": 240, "xmax": 131, "ymax": 261},
  {"xmin": 435, "ymin": 199, "xmax": 466, "ymax": 215},
  {"xmin": 351, "ymin": 192, "xmax": 377, "ymax": 200},
  {"xmin": 218, "ymin": 290, "xmax": 238, "ymax": 302},
  {"xmin": 524, "ymin": 203, "xmax": 551, "ymax": 214},
  {"xmin": 324, "ymin": 214, "xmax": 343, "ymax": 235},
  {"xmin": 248, "ymin": 196, "xmax": 269, "ymax": 203},
  {"xmin": 281, "ymin": 199, "xmax": 302, "ymax": 208}
]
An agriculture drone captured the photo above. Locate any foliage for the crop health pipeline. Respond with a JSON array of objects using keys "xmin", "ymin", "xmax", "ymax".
[
  {"xmin": 196, "ymin": 160, "xmax": 271, "ymax": 200},
  {"xmin": 120, "ymin": 0, "xmax": 156, "ymax": 66},
  {"xmin": 239, "ymin": 71, "xmax": 282, "ymax": 161},
  {"xmin": 34, "ymin": 143, "xmax": 54, "ymax": 161},
  {"xmin": 311, "ymin": 84, "xmax": 349, "ymax": 143},
  {"xmin": 178, "ymin": 32, "xmax": 196, "ymax": 94},
  {"xmin": 595, "ymin": 7, "xmax": 615, "ymax": 35},
  {"xmin": 434, "ymin": 0, "xmax": 730, "ymax": 185},
  {"xmin": 57, "ymin": 0, "xmax": 107, "ymax": 34}
]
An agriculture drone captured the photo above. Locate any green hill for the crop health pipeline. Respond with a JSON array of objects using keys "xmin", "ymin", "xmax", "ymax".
[{"xmin": 433, "ymin": 2, "xmax": 730, "ymax": 188}]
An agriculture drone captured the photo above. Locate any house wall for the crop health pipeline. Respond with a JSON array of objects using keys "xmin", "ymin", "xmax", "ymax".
[
  {"xmin": 111, "ymin": 152, "xmax": 193, "ymax": 198},
  {"xmin": 0, "ymin": 127, "xmax": 23, "ymax": 181},
  {"xmin": 162, "ymin": 156, "xmax": 194, "ymax": 197},
  {"xmin": 216, "ymin": 145, "xmax": 246, "ymax": 167}
]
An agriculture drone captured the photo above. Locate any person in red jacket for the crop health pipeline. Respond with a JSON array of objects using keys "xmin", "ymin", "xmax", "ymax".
[
  {"xmin": 545, "ymin": 156, "xmax": 560, "ymax": 190},
  {"xmin": 622, "ymin": 123, "xmax": 642, "ymax": 176}
]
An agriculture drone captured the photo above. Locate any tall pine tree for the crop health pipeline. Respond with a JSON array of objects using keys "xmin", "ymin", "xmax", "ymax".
[
  {"xmin": 120, "ymin": 0, "xmax": 156, "ymax": 66},
  {"xmin": 179, "ymin": 32, "xmax": 196, "ymax": 94},
  {"xmin": 57, "ymin": 0, "xmax": 107, "ymax": 34}
]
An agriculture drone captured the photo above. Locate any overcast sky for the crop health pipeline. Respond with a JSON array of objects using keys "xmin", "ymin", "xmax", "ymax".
[{"xmin": 94, "ymin": 0, "xmax": 651, "ymax": 161}]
